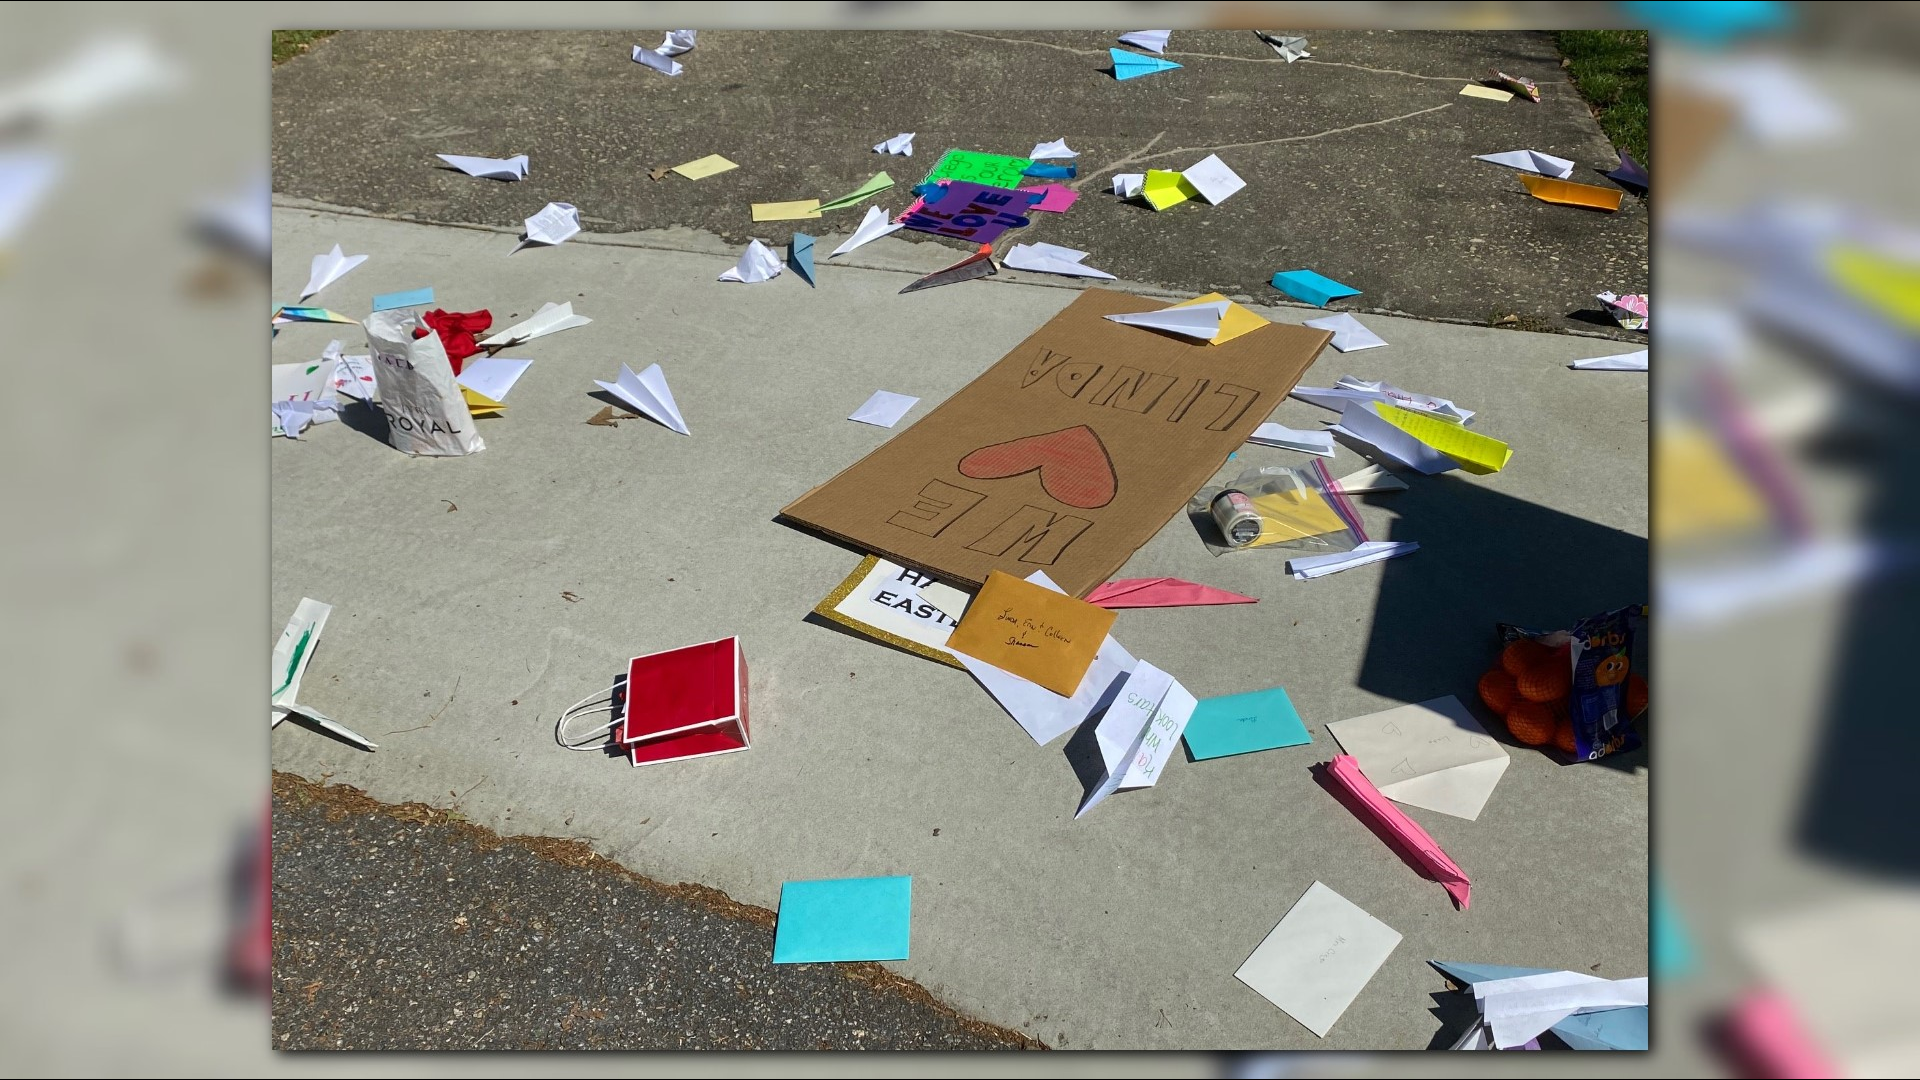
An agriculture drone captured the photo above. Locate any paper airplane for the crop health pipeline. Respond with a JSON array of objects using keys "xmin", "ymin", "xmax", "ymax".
[
  {"xmin": 1104, "ymin": 300, "xmax": 1228, "ymax": 340},
  {"xmin": 1597, "ymin": 290, "xmax": 1649, "ymax": 330},
  {"xmin": 273, "ymin": 306, "xmax": 357, "ymax": 326},
  {"xmin": 1028, "ymin": 139, "xmax": 1078, "ymax": 160},
  {"xmin": 1248, "ymin": 422, "xmax": 1335, "ymax": 457},
  {"xmin": 1333, "ymin": 401, "xmax": 1457, "ymax": 474},
  {"xmin": 1076, "ymin": 660, "xmax": 1197, "ymax": 818},
  {"xmin": 1022, "ymin": 162, "xmax": 1075, "ymax": 179},
  {"xmin": 461, "ymin": 387, "xmax": 507, "ymax": 417},
  {"xmin": 1112, "ymin": 173, "xmax": 1145, "ymax": 198},
  {"xmin": 789, "ymin": 233, "xmax": 817, "ymax": 287},
  {"xmin": 1181, "ymin": 154, "xmax": 1245, "ymax": 204},
  {"xmin": 656, "ymin": 30, "xmax": 697, "ymax": 56},
  {"xmin": 1272, "ymin": 269, "xmax": 1361, "ymax": 307},
  {"xmin": 1326, "ymin": 755, "xmax": 1471, "ymax": 908},
  {"xmin": 1429, "ymin": 962, "xmax": 1647, "ymax": 1050},
  {"xmin": 830, "ymin": 205, "xmax": 904, "ymax": 257},
  {"xmin": 1605, "ymin": 151, "xmax": 1648, "ymax": 192},
  {"xmin": 594, "ymin": 362, "xmax": 688, "ymax": 435},
  {"xmin": 719, "ymin": 239, "xmax": 784, "ymax": 283},
  {"xmin": 521, "ymin": 201, "xmax": 581, "ymax": 247},
  {"xmin": 631, "ymin": 43, "xmax": 683, "ymax": 76},
  {"xmin": 900, "ymin": 246, "xmax": 997, "ymax": 293},
  {"xmin": 1571, "ymin": 349, "xmax": 1649, "ymax": 371},
  {"xmin": 1142, "ymin": 169, "xmax": 1198, "ymax": 211},
  {"xmin": 455, "ymin": 357, "xmax": 533, "ymax": 403},
  {"xmin": 1474, "ymin": 149, "xmax": 1575, "ymax": 179},
  {"xmin": 849, "ymin": 390, "xmax": 919, "ymax": 428},
  {"xmin": 436, "ymin": 153, "xmax": 527, "ymax": 181},
  {"xmin": 1490, "ymin": 69, "xmax": 1541, "ymax": 102},
  {"xmin": 670, "ymin": 154, "xmax": 736, "ymax": 180},
  {"xmin": 1171, "ymin": 293, "xmax": 1270, "ymax": 344},
  {"xmin": 1302, "ymin": 312, "xmax": 1386, "ymax": 352},
  {"xmin": 1377, "ymin": 405, "xmax": 1512, "ymax": 473},
  {"xmin": 1085, "ymin": 578, "xmax": 1256, "ymax": 608},
  {"xmin": 1289, "ymin": 541, "xmax": 1419, "ymax": 579},
  {"xmin": 271, "ymin": 597, "xmax": 375, "ymax": 751},
  {"xmin": 1003, "ymin": 242, "xmax": 1114, "ymax": 279},
  {"xmin": 818, "ymin": 171, "xmax": 893, "ymax": 212},
  {"xmin": 300, "ymin": 243, "xmax": 367, "ymax": 300},
  {"xmin": 1257, "ymin": 33, "xmax": 1311, "ymax": 61},
  {"xmin": 1118, "ymin": 30, "xmax": 1171, "ymax": 54},
  {"xmin": 478, "ymin": 301, "xmax": 591, "ymax": 348},
  {"xmin": 1111, "ymin": 48, "xmax": 1182, "ymax": 80},
  {"xmin": 1518, "ymin": 173, "xmax": 1623, "ymax": 211},
  {"xmin": 1293, "ymin": 376, "xmax": 1472, "ymax": 423},
  {"xmin": 371, "ymin": 287, "xmax": 433, "ymax": 312},
  {"xmin": 1333, "ymin": 464, "xmax": 1407, "ymax": 493},
  {"xmin": 873, "ymin": 132, "xmax": 914, "ymax": 156}
]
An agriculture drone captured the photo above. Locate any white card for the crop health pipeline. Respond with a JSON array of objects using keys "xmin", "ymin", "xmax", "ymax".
[
  {"xmin": 1182, "ymin": 154, "xmax": 1246, "ymax": 205},
  {"xmin": 1235, "ymin": 881, "xmax": 1402, "ymax": 1038},
  {"xmin": 849, "ymin": 389, "xmax": 919, "ymax": 428}
]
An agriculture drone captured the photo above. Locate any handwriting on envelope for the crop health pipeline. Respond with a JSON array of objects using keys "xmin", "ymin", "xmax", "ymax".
[{"xmin": 945, "ymin": 570, "xmax": 1115, "ymax": 695}]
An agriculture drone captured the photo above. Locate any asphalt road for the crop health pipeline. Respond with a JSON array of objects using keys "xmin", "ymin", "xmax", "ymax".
[
  {"xmin": 271, "ymin": 29, "xmax": 1646, "ymax": 336},
  {"xmin": 271, "ymin": 773, "xmax": 1041, "ymax": 1050}
]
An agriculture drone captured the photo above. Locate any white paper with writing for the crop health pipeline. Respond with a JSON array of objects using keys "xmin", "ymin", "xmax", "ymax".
[{"xmin": 1235, "ymin": 881, "xmax": 1402, "ymax": 1038}]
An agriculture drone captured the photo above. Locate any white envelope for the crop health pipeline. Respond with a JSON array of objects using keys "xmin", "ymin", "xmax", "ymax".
[
  {"xmin": 1182, "ymin": 154, "xmax": 1245, "ymax": 205},
  {"xmin": 1326, "ymin": 695, "xmax": 1510, "ymax": 820},
  {"xmin": 1289, "ymin": 541, "xmax": 1419, "ymax": 580},
  {"xmin": 849, "ymin": 390, "xmax": 919, "ymax": 428},
  {"xmin": 594, "ymin": 362, "xmax": 688, "ymax": 435},
  {"xmin": 1235, "ymin": 881, "xmax": 1400, "ymax": 1038},
  {"xmin": 956, "ymin": 570, "xmax": 1137, "ymax": 746},
  {"xmin": 455, "ymin": 357, "xmax": 533, "ymax": 402}
]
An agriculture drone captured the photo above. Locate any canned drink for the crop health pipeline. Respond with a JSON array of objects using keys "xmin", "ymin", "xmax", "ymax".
[{"xmin": 1210, "ymin": 489, "xmax": 1263, "ymax": 547}]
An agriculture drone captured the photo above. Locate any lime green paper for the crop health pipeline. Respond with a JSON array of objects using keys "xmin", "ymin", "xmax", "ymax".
[
  {"xmin": 818, "ymin": 171, "xmax": 895, "ymax": 212},
  {"xmin": 1143, "ymin": 169, "xmax": 1199, "ymax": 211},
  {"xmin": 922, "ymin": 149, "xmax": 1032, "ymax": 190}
]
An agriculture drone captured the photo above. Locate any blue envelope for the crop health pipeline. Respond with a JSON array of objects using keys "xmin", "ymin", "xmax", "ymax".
[
  {"xmin": 773, "ymin": 876, "xmax": 911, "ymax": 963},
  {"xmin": 1183, "ymin": 687, "xmax": 1310, "ymax": 760}
]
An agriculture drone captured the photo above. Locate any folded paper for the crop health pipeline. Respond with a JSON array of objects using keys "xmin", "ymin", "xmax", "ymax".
[
  {"xmin": 1459, "ymin": 84, "xmax": 1514, "ymax": 102},
  {"xmin": 671, "ymin": 154, "xmax": 737, "ymax": 180},
  {"xmin": 1431, "ymin": 961, "xmax": 1648, "ymax": 1051},
  {"xmin": 594, "ymin": 362, "xmax": 688, "ymax": 435},
  {"xmin": 1003, "ymin": 242, "xmax": 1114, "ymax": 279},
  {"xmin": 873, "ymin": 132, "xmax": 915, "ymax": 156},
  {"xmin": 1021, "ymin": 161, "xmax": 1075, "ymax": 179},
  {"xmin": 1271, "ymin": 269, "xmax": 1360, "ymax": 307},
  {"xmin": 1378, "ymin": 404, "xmax": 1512, "ymax": 473},
  {"xmin": 772, "ymin": 876, "xmax": 911, "ymax": 964},
  {"xmin": 1596, "ymin": 291, "xmax": 1649, "ymax": 330},
  {"xmin": 1289, "ymin": 541, "xmax": 1419, "ymax": 579},
  {"xmin": 1605, "ymin": 151, "xmax": 1648, "ymax": 192},
  {"xmin": 1491, "ymin": 69, "xmax": 1540, "ymax": 102},
  {"xmin": 1142, "ymin": 169, "xmax": 1198, "ymax": 211},
  {"xmin": 1248, "ymin": 422, "xmax": 1335, "ymax": 457},
  {"xmin": 1518, "ymin": 173, "xmax": 1623, "ymax": 211},
  {"xmin": 478, "ymin": 301, "xmax": 591, "ymax": 347},
  {"xmin": 455, "ymin": 357, "xmax": 532, "ymax": 404},
  {"xmin": 1571, "ymin": 348, "xmax": 1649, "ymax": 371},
  {"xmin": 436, "ymin": 153, "xmax": 527, "ymax": 181},
  {"xmin": 789, "ymin": 232, "xmax": 817, "ymax": 287},
  {"xmin": 818, "ymin": 171, "xmax": 893, "ymax": 213},
  {"xmin": 1084, "ymin": 578, "xmax": 1255, "ymax": 608},
  {"xmin": 1332, "ymin": 464, "xmax": 1407, "ymax": 493},
  {"xmin": 1104, "ymin": 299, "xmax": 1228, "ymax": 340},
  {"xmin": 271, "ymin": 597, "xmax": 375, "ymax": 750},
  {"xmin": 719, "ymin": 239, "xmax": 784, "ymax": 283},
  {"xmin": 273, "ymin": 306, "xmax": 357, "ymax": 326},
  {"xmin": 849, "ymin": 389, "xmax": 918, "ymax": 428},
  {"xmin": 1258, "ymin": 33, "xmax": 1311, "ymax": 62},
  {"xmin": 1327, "ymin": 695, "xmax": 1509, "ymax": 820},
  {"xmin": 657, "ymin": 30, "xmax": 697, "ymax": 56},
  {"xmin": 1294, "ymin": 376, "xmax": 1471, "ymax": 423},
  {"xmin": 900, "ymin": 247, "xmax": 996, "ymax": 293},
  {"xmin": 1028, "ymin": 139, "xmax": 1078, "ymax": 160},
  {"xmin": 1333, "ymin": 400, "xmax": 1459, "ymax": 474},
  {"xmin": 830, "ymin": 205, "xmax": 904, "ymax": 257},
  {"xmin": 521, "ymin": 201, "xmax": 581, "ymax": 247},
  {"xmin": 1181, "ymin": 154, "xmax": 1245, "ymax": 204},
  {"xmin": 1236, "ymin": 881, "xmax": 1399, "ymax": 1038},
  {"xmin": 946, "ymin": 570, "xmax": 1115, "ymax": 697},
  {"xmin": 1183, "ymin": 687, "xmax": 1307, "ymax": 760},
  {"xmin": 1171, "ymin": 292, "xmax": 1269, "ymax": 344},
  {"xmin": 1112, "ymin": 173, "xmax": 1145, "ymax": 198},
  {"xmin": 1118, "ymin": 30, "xmax": 1171, "ymax": 54},
  {"xmin": 1111, "ymin": 48, "xmax": 1183, "ymax": 80},
  {"xmin": 1326, "ymin": 754, "xmax": 1471, "ymax": 909},
  {"xmin": 300, "ymin": 243, "xmax": 367, "ymax": 300},
  {"xmin": 630, "ymin": 43, "xmax": 683, "ymax": 76},
  {"xmin": 1474, "ymin": 149, "xmax": 1575, "ymax": 179},
  {"xmin": 1076, "ymin": 660, "xmax": 1197, "ymax": 817},
  {"xmin": 1302, "ymin": 313, "xmax": 1386, "ymax": 352}
]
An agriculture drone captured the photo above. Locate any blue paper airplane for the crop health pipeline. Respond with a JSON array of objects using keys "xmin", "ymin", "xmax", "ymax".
[
  {"xmin": 789, "ymin": 232, "xmax": 817, "ymax": 288},
  {"xmin": 1023, "ymin": 162, "xmax": 1076, "ymax": 179},
  {"xmin": 1429, "ymin": 961, "xmax": 1648, "ymax": 1050},
  {"xmin": 1111, "ymin": 47, "xmax": 1182, "ymax": 81},
  {"xmin": 1271, "ymin": 268, "xmax": 1361, "ymax": 308}
]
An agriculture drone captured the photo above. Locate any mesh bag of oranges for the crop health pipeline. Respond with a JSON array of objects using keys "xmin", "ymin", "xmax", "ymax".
[{"xmin": 1478, "ymin": 605, "xmax": 1647, "ymax": 762}]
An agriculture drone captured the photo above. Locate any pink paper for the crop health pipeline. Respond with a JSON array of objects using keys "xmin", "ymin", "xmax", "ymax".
[
  {"xmin": 1084, "ymin": 578, "xmax": 1258, "ymax": 608},
  {"xmin": 1327, "ymin": 754, "xmax": 1471, "ymax": 910},
  {"xmin": 1725, "ymin": 991, "xmax": 1839, "ymax": 1080},
  {"xmin": 1018, "ymin": 183, "xmax": 1079, "ymax": 213}
]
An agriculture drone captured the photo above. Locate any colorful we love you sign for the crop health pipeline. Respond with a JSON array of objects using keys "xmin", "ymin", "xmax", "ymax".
[{"xmin": 780, "ymin": 289, "xmax": 1333, "ymax": 596}]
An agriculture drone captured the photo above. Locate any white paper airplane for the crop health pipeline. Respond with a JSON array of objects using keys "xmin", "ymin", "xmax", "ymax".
[
  {"xmin": 1332, "ymin": 464, "xmax": 1408, "ymax": 493},
  {"xmin": 271, "ymin": 597, "xmax": 376, "ymax": 750},
  {"xmin": 829, "ymin": 205, "xmax": 904, "ymax": 257},
  {"xmin": 478, "ymin": 301, "xmax": 591, "ymax": 348},
  {"xmin": 436, "ymin": 153, "xmax": 528, "ymax": 181},
  {"xmin": 657, "ymin": 30, "xmax": 697, "ymax": 56},
  {"xmin": 719, "ymin": 238, "xmax": 784, "ymax": 282},
  {"xmin": 1571, "ymin": 348, "xmax": 1649, "ymax": 371},
  {"xmin": 1029, "ymin": 139, "xmax": 1079, "ymax": 160},
  {"xmin": 1290, "ymin": 541, "xmax": 1420, "ymax": 580},
  {"xmin": 595, "ymin": 363, "xmax": 689, "ymax": 435},
  {"xmin": 1182, "ymin": 154, "xmax": 1246, "ymax": 204},
  {"xmin": 521, "ymin": 201, "xmax": 581, "ymax": 247},
  {"xmin": 1258, "ymin": 33, "xmax": 1311, "ymax": 62},
  {"xmin": 1003, "ymin": 242, "xmax": 1116, "ymax": 279},
  {"xmin": 1104, "ymin": 300, "xmax": 1229, "ymax": 340},
  {"xmin": 1248, "ymin": 422, "xmax": 1336, "ymax": 457},
  {"xmin": 1473, "ymin": 149, "xmax": 1576, "ymax": 179},
  {"xmin": 1118, "ymin": 30, "xmax": 1172, "ymax": 54},
  {"xmin": 872, "ymin": 132, "xmax": 915, "ymax": 156},
  {"xmin": 300, "ymin": 243, "xmax": 367, "ymax": 300},
  {"xmin": 631, "ymin": 43, "xmax": 683, "ymax": 76}
]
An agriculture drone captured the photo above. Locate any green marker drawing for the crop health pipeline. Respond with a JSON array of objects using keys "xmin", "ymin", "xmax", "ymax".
[{"xmin": 272, "ymin": 624, "xmax": 313, "ymax": 698}]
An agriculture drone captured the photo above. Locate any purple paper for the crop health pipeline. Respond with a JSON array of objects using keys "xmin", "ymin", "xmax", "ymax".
[
  {"xmin": 1605, "ymin": 151, "xmax": 1648, "ymax": 192},
  {"xmin": 899, "ymin": 181, "xmax": 1035, "ymax": 244}
]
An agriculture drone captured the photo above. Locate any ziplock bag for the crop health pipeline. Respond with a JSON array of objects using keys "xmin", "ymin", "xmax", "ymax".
[{"xmin": 1187, "ymin": 461, "xmax": 1367, "ymax": 556}]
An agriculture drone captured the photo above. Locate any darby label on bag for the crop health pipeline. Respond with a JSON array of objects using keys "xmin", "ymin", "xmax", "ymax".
[{"xmin": 363, "ymin": 310, "xmax": 484, "ymax": 457}]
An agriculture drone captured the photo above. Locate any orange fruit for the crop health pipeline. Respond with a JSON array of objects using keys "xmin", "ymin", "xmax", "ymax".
[
  {"xmin": 1479, "ymin": 669, "xmax": 1518, "ymax": 714},
  {"xmin": 1516, "ymin": 661, "xmax": 1571, "ymax": 703},
  {"xmin": 1501, "ymin": 638, "xmax": 1551, "ymax": 677},
  {"xmin": 1505, "ymin": 701, "xmax": 1556, "ymax": 746},
  {"xmin": 1627, "ymin": 674, "xmax": 1649, "ymax": 717},
  {"xmin": 1554, "ymin": 719, "xmax": 1578, "ymax": 755}
]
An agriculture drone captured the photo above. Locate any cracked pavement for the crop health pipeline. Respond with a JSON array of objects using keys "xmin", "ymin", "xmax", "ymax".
[{"xmin": 272, "ymin": 29, "xmax": 1646, "ymax": 336}]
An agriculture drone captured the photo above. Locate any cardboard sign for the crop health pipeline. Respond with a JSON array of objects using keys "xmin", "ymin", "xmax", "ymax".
[
  {"xmin": 779, "ymin": 289, "xmax": 1332, "ymax": 596},
  {"xmin": 945, "ymin": 570, "xmax": 1115, "ymax": 695}
]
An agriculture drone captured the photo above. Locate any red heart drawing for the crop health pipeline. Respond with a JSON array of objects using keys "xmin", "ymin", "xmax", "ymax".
[{"xmin": 958, "ymin": 425, "xmax": 1116, "ymax": 509}]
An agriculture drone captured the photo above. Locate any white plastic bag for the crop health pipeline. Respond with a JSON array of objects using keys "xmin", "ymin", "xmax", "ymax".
[{"xmin": 363, "ymin": 310, "xmax": 484, "ymax": 456}]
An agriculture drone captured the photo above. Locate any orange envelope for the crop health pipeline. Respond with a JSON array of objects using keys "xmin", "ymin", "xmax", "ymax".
[
  {"xmin": 946, "ymin": 571, "xmax": 1116, "ymax": 696},
  {"xmin": 1518, "ymin": 173, "xmax": 1624, "ymax": 212}
]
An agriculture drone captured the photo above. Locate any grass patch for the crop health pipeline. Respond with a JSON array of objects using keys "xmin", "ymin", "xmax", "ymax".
[
  {"xmin": 273, "ymin": 30, "xmax": 338, "ymax": 65},
  {"xmin": 1555, "ymin": 30, "xmax": 1649, "ymax": 166}
]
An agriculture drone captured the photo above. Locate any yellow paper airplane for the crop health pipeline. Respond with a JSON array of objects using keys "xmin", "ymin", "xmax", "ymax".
[
  {"xmin": 1518, "ymin": 173, "xmax": 1624, "ymax": 212},
  {"xmin": 1172, "ymin": 292, "xmax": 1271, "ymax": 345},
  {"xmin": 1380, "ymin": 405, "xmax": 1513, "ymax": 473},
  {"xmin": 462, "ymin": 387, "xmax": 507, "ymax": 416},
  {"xmin": 1828, "ymin": 245, "xmax": 1920, "ymax": 333}
]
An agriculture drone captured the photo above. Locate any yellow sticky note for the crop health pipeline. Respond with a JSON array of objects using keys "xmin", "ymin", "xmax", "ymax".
[
  {"xmin": 1828, "ymin": 245, "xmax": 1920, "ymax": 333},
  {"xmin": 1247, "ymin": 488, "xmax": 1349, "ymax": 547},
  {"xmin": 1379, "ymin": 405, "xmax": 1512, "ymax": 473},
  {"xmin": 671, "ymin": 154, "xmax": 738, "ymax": 180},
  {"xmin": 462, "ymin": 387, "xmax": 506, "ymax": 416},
  {"xmin": 1459, "ymin": 84, "xmax": 1515, "ymax": 102},
  {"xmin": 1656, "ymin": 427, "xmax": 1769, "ymax": 544},
  {"xmin": 945, "ymin": 571, "xmax": 1116, "ymax": 697},
  {"xmin": 752, "ymin": 199, "xmax": 823, "ymax": 221},
  {"xmin": 1518, "ymin": 173, "xmax": 1624, "ymax": 212},
  {"xmin": 1173, "ymin": 292, "xmax": 1270, "ymax": 345},
  {"xmin": 1142, "ymin": 169, "xmax": 1199, "ymax": 211}
]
